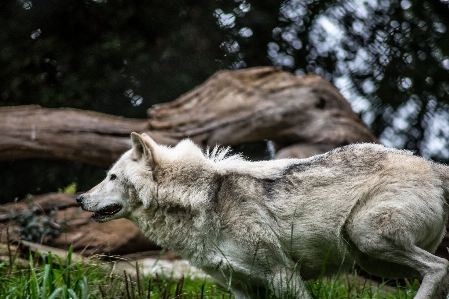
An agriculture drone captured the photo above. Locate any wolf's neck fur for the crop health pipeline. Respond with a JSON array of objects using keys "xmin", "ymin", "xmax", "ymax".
[
  {"xmin": 129, "ymin": 165, "xmax": 221, "ymax": 263},
  {"xmin": 130, "ymin": 203, "xmax": 219, "ymax": 263}
]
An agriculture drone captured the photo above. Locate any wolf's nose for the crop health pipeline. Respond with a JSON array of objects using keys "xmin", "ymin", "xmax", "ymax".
[{"xmin": 76, "ymin": 194, "xmax": 84, "ymax": 204}]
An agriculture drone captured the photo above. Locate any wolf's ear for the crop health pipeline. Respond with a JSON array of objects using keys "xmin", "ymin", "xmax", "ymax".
[{"xmin": 130, "ymin": 132, "xmax": 157, "ymax": 167}]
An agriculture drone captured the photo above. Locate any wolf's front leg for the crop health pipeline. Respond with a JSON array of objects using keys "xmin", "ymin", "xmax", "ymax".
[{"xmin": 269, "ymin": 267, "xmax": 311, "ymax": 299}]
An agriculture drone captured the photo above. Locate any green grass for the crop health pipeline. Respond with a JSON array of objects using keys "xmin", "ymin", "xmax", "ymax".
[
  {"xmin": 0, "ymin": 246, "xmax": 419, "ymax": 299},
  {"xmin": 307, "ymin": 273, "xmax": 419, "ymax": 299},
  {"xmin": 0, "ymin": 246, "xmax": 232, "ymax": 299}
]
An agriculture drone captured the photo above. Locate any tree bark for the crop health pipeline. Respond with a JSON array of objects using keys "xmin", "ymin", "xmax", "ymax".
[
  {"xmin": 0, "ymin": 105, "xmax": 148, "ymax": 167},
  {"xmin": 148, "ymin": 67, "xmax": 377, "ymax": 158},
  {"xmin": 0, "ymin": 67, "xmax": 377, "ymax": 167}
]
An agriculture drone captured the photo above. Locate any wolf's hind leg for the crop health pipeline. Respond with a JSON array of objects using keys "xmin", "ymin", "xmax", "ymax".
[
  {"xmin": 346, "ymin": 191, "xmax": 449, "ymax": 298},
  {"xmin": 348, "ymin": 233, "xmax": 448, "ymax": 299}
]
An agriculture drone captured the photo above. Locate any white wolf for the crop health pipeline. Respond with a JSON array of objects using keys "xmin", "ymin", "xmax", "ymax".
[{"xmin": 77, "ymin": 132, "xmax": 449, "ymax": 299}]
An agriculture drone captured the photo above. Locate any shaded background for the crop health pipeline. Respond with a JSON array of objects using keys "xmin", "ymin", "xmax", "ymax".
[{"xmin": 1, "ymin": 0, "xmax": 448, "ymax": 202}]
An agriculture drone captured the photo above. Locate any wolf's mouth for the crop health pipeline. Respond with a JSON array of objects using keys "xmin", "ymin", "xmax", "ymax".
[{"xmin": 91, "ymin": 204, "xmax": 122, "ymax": 222}]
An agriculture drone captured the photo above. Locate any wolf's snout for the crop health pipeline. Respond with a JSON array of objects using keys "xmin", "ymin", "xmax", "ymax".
[{"xmin": 76, "ymin": 194, "xmax": 84, "ymax": 204}]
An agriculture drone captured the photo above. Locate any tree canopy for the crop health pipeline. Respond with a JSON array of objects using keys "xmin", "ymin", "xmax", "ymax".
[{"xmin": 1, "ymin": 0, "xmax": 448, "ymax": 201}]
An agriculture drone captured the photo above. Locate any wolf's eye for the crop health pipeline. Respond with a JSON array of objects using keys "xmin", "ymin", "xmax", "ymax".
[{"xmin": 110, "ymin": 174, "xmax": 117, "ymax": 181}]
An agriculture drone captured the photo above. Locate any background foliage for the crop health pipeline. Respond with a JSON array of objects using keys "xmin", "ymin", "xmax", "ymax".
[{"xmin": 1, "ymin": 0, "xmax": 448, "ymax": 202}]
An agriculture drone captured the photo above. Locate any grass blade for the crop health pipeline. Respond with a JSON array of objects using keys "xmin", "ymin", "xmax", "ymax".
[
  {"xmin": 68, "ymin": 288, "xmax": 79, "ymax": 299},
  {"xmin": 29, "ymin": 252, "xmax": 40, "ymax": 299},
  {"xmin": 66, "ymin": 246, "xmax": 73, "ymax": 288},
  {"xmin": 41, "ymin": 263, "xmax": 51, "ymax": 299},
  {"xmin": 47, "ymin": 287, "xmax": 63, "ymax": 299}
]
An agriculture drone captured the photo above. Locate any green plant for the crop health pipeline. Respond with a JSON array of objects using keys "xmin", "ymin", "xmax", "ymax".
[
  {"xmin": 27, "ymin": 248, "xmax": 90, "ymax": 299},
  {"xmin": 0, "ymin": 245, "xmax": 233, "ymax": 299},
  {"xmin": 58, "ymin": 182, "xmax": 77, "ymax": 195},
  {"xmin": 0, "ymin": 246, "xmax": 92, "ymax": 299}
]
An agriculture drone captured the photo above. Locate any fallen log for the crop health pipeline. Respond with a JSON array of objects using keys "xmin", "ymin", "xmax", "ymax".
[
  {"xmin": 0, "ymin": 105, "xmax": 148, "ymax": 167},
  {"xmin": 0, "ymin": 193, "xmax": 159, "ymax": 256},
  {"xmin": 148, "ymin": 67, "xmax": 377, "ymax": 158},
  {"xmin": 0, "ymin": 67, "xmax": 377, "ymax": 167}
]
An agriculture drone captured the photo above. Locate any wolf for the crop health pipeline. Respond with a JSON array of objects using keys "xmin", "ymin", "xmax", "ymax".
[{"xmin": 76, "ymin": 132, "xmax": 449, "ymax": 299}]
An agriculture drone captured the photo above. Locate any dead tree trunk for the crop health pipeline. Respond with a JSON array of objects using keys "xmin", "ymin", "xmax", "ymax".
[
  {"xmin": 0, "ymin": 67, "xmax": 376, "ymax": 167},
  {"xmin": 0, "ymin": 105, "xmax": 148, "ymax": 167},
  {"xmin": 147, "ymin": 66, "xmax": 377, "ymax": 158}
]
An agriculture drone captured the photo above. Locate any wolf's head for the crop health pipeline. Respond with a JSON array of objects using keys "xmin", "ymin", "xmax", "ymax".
[
  {"xmin": 76, "ymin": 132, "xmax": 222, "ymax": 223},
  {"xmin": 76, "ymin": 132, "xmax": 160, "ymax": 223}
]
